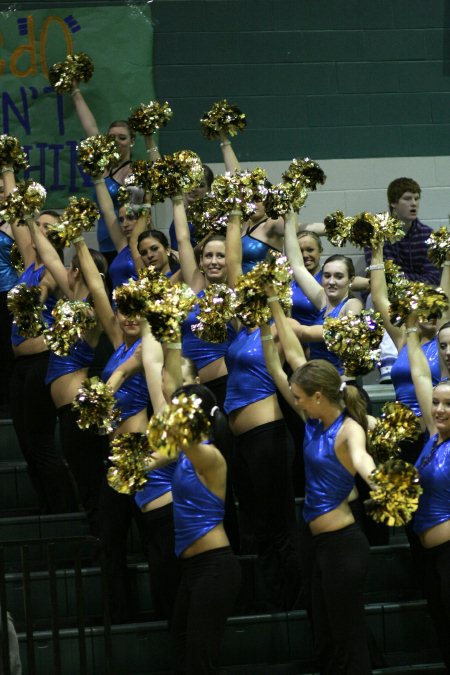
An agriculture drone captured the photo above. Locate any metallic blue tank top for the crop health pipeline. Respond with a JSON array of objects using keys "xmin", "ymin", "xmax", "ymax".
[
  {"xmin": 135, "ymin": 462, "xmax": 176, "ymax": 510},
  {"xmin": 414, "ymin": 434, "xmax": 450, "ymax": 534},
  {"xmin": 303, "ymin": 413, "xmax": 354, "ymax": 524},
  {"xmin": 172, "ymin": 451, "xmax": 224, "ymax": 557},
  {"xmin": 101, "ymin": 339, "xmax": 149, "ymax": 420},
  {"xmin": 391, "ymin": 340, "xmax": 440, "ymax": 417},
  {"xmin": 224, "ymin": 326, "xmax": 276, "ymax": 414},
  {"xmin": 11, "ymin": 263, "xmax": 57, "ymax": 346},
  {"xmin": 0, "ymin": 230, "xmax": 18, "ymax": 292},
  {"xmin": 291, "ymin": 271, "xmax": 322, "ymax": 326},
  {"xmin": 45, "ymin": 339, "xmax": 94, "ymax": 386},
  {"xmin": 308, "ymin": 298, "xmax": 348, "ymax": 374},
  {"xmin": 181, "ymin": 290, "xmax": 233, "ymax": 370},
  {"xmin": 95, "ymin": 175, "xmax": 121, "ymax": 254},
  {"xmin": 109, "ymin": 246, "xmax": 137, "ymax": 290}
]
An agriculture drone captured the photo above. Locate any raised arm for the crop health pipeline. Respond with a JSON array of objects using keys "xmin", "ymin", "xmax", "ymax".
[
  {"xmin": 225, "ymin": 212, "xmax": 243, "ymax": 289},
  {"xmin": 219, "ymin": 132, "xmax": 241, "ymax": 173},
  {"xmin": 27, "ymin": 219, "xmax": 71, "ymax": 296},
  {"xmin": 369, "ymin": 241, "xmax": 403, "ymax": 350},
  {"xmin": 284, "ymin": 210, "xmax": 324, "ymax": 309},
  {"xmin": 129, "ymin": 210, "xmax": 152, "ymax": 272},
  {"xmin": 436, "ymin": 251, "xmax": 450, "ymax": 328},
  {"xmin": 2, "ymin": 168, "xmax": 36, "ymax": 267},
  {"xmin": 260, "ymin": 322, "xmax": 302, "ymax": 416},
  {"xmin": 143, "ymin": 134, "xmax": 161, "ymax": 163},
  {"xmin": 93, "ymin": 178, "xmax": 126, "ymax": 252},
  {"xmin": 405, "ymin": 312, "xmax": 435, "ymax": 434},
  {"xmin": 140, "ymin": 319, "xmax": 166, "ymax": 413},
  {"xmin": 172, "ymin": 196, "xmax": 204, "ymax": 292},
  {"xmin": 74, "ymin": 239, "xmax": 121, "ymax": 348},
  {"xmin": 70, "ymin": 82, "xmax": 100, "ymax": 137}
]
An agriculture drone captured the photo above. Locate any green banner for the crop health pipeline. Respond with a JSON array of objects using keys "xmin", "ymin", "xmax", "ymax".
[{"xmin": 0, "ymin": 2, "xmax": 154, "ymax": 207}]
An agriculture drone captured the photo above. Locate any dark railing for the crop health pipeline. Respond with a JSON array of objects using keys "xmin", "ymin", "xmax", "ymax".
[{"xmin": 0, "ymin": 536, "xmax": 112, "ymax": 675}]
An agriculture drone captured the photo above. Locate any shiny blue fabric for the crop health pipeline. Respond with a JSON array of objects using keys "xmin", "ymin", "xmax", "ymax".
[
  {"xmin": 291, "ymin": 271, "xmax": 322, "ymax": 326},
  {"xmin": 241, "ymin": 234, "xmax": 278, "ymax": 274},
  {"xmin": 391, "ymin": 340, "xmax": 440, "ymax": 417},
  {"xmin": 181, "ymin": 290, "xmax": 234, "ymax": 370},
  {"xmin": 45, "ymin": 339, "xmax": 94, "ymax": 386},
  {"xmin": 224, "ymin": 326, "xmax": 276, "ymax": 414},
  {"xmin": 308, "ymin": 298, "xmax": 348, "ymax": 373},
  {"xmin": 303, "ymin": 413, "xmax": 354, "ymax": 523},
  {"xmin": 172, "ymin": 452, "xmax": 224, "ymax": 557},
  {"xmin": 95, "ymin": 175, "xmax": 121, "ymax": 254},
  {"xmin": 414, "ymin": 434, "xmax": 450, "ymax": 534},
  {"xmin": 101, "ymin": 339, "xmax": 148, "ymax": 420},
  {"xmin": 11, "ymin": 263, "xmax": 57, "ymax": 346},
  {"xmin": 0, "ymin": 230, "xmax": 18, "ymax": 292},
  {"xmin": 134, "ymin": 463, "xmax": 176, "ymax": 509},
  {"xmin": 109, "ymin": 246, "xmax": 137, "ymax": 290}
]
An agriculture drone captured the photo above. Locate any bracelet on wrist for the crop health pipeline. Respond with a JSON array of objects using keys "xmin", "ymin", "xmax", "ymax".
[
  {"xmin": 147, "ymin": 146, "xmax": 158, "ymax": 153},
  {"xmin": 72, "ymin": 236, "xmax": 84, "ymax": 244},
  {"xmin": 267, "ymin": 296, "xmax": 279, "ymax": 304},
  {"xmin": 71, "ymin": 88, "xmax": 80, "ymax": 96},
  {"xmin": 230, "ymin": 209, "xmax": 242, "ymax": 217},
  {"xmin": 261, "ymin": 334, "xmax": 273, "ymax": 341},
  {"xmin": 220, "ymin": 140, "xmax": 231, "ymax": 147},
  {"xmin": 366, "ymin": 264, "xmax": 385, "ymax": 271},
  {"xmin": 165, "ymin": 342, "xmax": 182, "ymax": 350},
  {"xmin": 405, "ymin": 327, "xmax": 418, "ymax": 335},
  {"xmin": 0, "ymin": 166, "xmax": 13, "ymax": 174},
  {"xmin": 172, "ymin": 196, "xmax": 184, "ymax": 204},
  {"xmin": 444, "ymin": 261, "xmax": 450, "ymax": 267},
  {"xmin": 92, "ymin": 178, "xmax": 104, "ymax": 185}
]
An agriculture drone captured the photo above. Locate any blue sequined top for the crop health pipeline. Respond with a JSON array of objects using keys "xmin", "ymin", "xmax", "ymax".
[
  {"xmin": 0, "ymin": 230, "xmax": 18, "ymax": 292},
  {"xmin": 11, "ymin": 263, "xmax": 57, "ymax": 347},
  {"xmin": 109, "ymin": 246, "xmax": 137, "ymax": 290},
  {"xmin": 224, "ymin": 326, "xmax": 276, "ymax": 414},
  {"xmin": 172, "ymin": 451, "xmax": 224, "ymax": 557},
  {"xmin": 101, "ymin": 339, "xmax": 148, "ymax": 420},
  {"xmin": 291, "ymin": 271, "xmax": 322, "ymax": 326},
  {"xmin": 308, "ymin": 297, "xmax": 348, "ymax": 374},
  {"xmin": 135, "ymin": 463, "xmax": 176, "ymax": 510},
  {"xmin": 414, "ymin": 434, "xmax": 450, "ymax": 534},
  {"xmin": 303, "ymin": 413, "xmax": 354, "ymax": 524},
  {"xmin": 45, "ymin": 339, "xmax": 94, "ymax": 386},
  {"xmin": 391, "ymin": 340, "xmax": 440, "ymax": 417}
]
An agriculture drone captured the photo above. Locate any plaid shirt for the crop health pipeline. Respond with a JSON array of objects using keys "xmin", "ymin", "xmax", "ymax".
[{"xmin": 365, "ymin": 219, "xmax": 440, "ymax": 286}]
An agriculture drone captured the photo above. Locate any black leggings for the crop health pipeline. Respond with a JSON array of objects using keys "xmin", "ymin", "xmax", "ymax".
[
  {"xmin": 233, "ymin": 419, "xmax": 302, "ymax": 611},
  {"xmin": 312, "ymin": 523, "xmax": 371, "ymax": 675},
  {"xmin": 9, "ymin": 352, "xmax": 78, "ymax": 513},
  {"xmin": 422, "ymin": 539, "xmax": 450, "ymax": 670},
  {"xmin": 171, "ymin": 546, "xmax": 241, "ymax": 675},
  {"xmin": 57, "ymin": 404, "xmax": 107, "ymax": 536}
]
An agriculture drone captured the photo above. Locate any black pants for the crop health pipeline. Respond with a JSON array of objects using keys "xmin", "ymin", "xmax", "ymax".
[
  {"xmin": 171, "ymin": 546, "xmax": 241, "ymax": 675},
  {"xmin": 422, "ymin": 539, "xmax": 450, "ymax": 671},
  {"xmin": 140, "ymin": 503, "xmax": 180, "ymax": 620},
  {"xmin": 312, "ymin": 523, "xmax": 371, "ymax": 675},
  {"xmin": 0, "ymin": 291, "xmax": 14, "ymax": 408},
  {"xmin": 9, "ymin": 352, "xmax": 78, "ymax": 513},
  {"xmin": 233, "ymin": 419, "xmax": 302, "ymax": 611},
  {"xmin": 57, "ymin": 404, "xmax": 107, "ymax": 536}
]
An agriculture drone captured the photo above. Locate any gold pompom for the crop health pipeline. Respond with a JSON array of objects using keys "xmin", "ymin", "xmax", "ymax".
[
  {"xmin": 107, "ymin": 433, "xmax": 151, "ymax": 494},
  {"xmin": 369, "ymin": 402, "xmax": 421, "ymax": 464},
  {"xmin": 235, "ymin": 253, "xmax": 293, "ymax": 327},
  {"xmin": 0, "ymin": 135, "xmax": 29, "ymax": 173},
  {"xmin": 77, "ymin": 134, "xmax": 121, "ymax": 177},
  {"xmin": 47, "ymin": 196, "xmax": 99, "ymax": 248},
  {"xmin": 141, "ymin": 150, "xmax": 204, "ymax": 202},
  {"xmin": 7, "ymin": 283, "xmax": 46, "ymax": 338},
  {"xmin": 367, "ymin": 459, "xmax": 422, "ymax": 526},
  {"xmin": 200, "ymin": 99, "xmax": 246, "ymax": 140},
  {"xmin": 148, "ymin": 393, "xmax": 211, "ymax": 458},
  {"xmin": 0, "ymin": 181, "xmax": 46, "ymax": 225},
  {"xmin": 349, "ymin": 211, "xmax": 404, "ymax": 249},
  {"xmin": 384, "ymin": 260, "xmax": 409, "ymax": 301},
  {"xmin": 426, "ymin": 227, "xmax": 450, "ymax": 267},
  {"xmin": 48, "ymin": 52, "xmax": 94, "ymax": 93},
  {"xmin": 188, "ymin": 194, "xmax": 229, "ymax": 241},
  {"xmin": 10, "ymin": 243, "xmax": 24, "ymax": 276},
  {"xmin": 72, "ymin": 377, "xmax": 120, "ymax": 434},
  {"xmin": 282, "ymin": 157, "xmax": 326, "ymax": 192},
  {"xmin": 113, "ymin": 267, "xmax": 170, "ymax": 317},
  {"xmin": 125, "ymin": 160, "xmax": 157, "ymax": 198},
  {"xmin": 128, "ymin": 101, "xmax": 173, "ymax": 136},
  {"xmin": 265, "ymin": 183, "xmax": 305, "ymax": 219},
  {"xmin": 192, "ymin": 285, "xmax": 236, "ymax": 342},
  {"xmin": 389, "ymin": 281, "xmax": 449, "ymax": 326},
  {"xmin": 324, "ymin": 210, "xmax": 354, "ymax": 247},
  {"xmin": 323, "ymin": 309, "xmax": 384, "ymax": 376},
  {"xmin": 44, "ymin": 300, "xmax": 96, "ymax": 356}
]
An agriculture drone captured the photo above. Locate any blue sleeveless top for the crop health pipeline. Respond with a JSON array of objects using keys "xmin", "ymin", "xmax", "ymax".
[
  {"xmin": 11, "ymin": 263, "xmax": 57, "ymax": 346},
  {"xmin": 391, "ymin": 340, "xmax": 440, "ymax": 417},
  {"xmin": 172, "ymin": 451, "xmax": 224, "ymax": 557},
  {"xmin": 95, "ymin": 175, "xmax": 122, "ymax": 254},
  {"xmin": 181, "ymin": 290, "xmax": 234, "ymax": 371},
  {"xmin": 45, "ymin": 339, "xmax": 94, "ymax": 386},
  {"xmin": 109, "ymin": 246, "xmax": 137, "ymax": 290},
  {"xmin": 308, "ymin": 297, "xmax": 348, "ymax": 374},
  {"xmin": 291, "ymin": 271, "xmax": 322, "ymax": 326},
  {"xmin": 414, "ymin": 434, "xmax": 450, "ymax": 534},
  {"xmin": 101, "ymin": 339, "xmax": 148, "ymax": 420},
  {"xmin": 135, "ymin": 462, "xmax": 176, "ymax": 510},
  {"xmin": 224, "ymin": 326, "xmax": 276, "ymax": 414},
  {"xmin": 0, "ymin": 230, "xmax": 18, "ymax": 292},
  {"xmin": 303, "ymin": 413, "xmax": 355, "ymax": 524}
]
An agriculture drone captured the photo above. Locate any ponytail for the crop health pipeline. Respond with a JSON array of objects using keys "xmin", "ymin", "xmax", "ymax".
[{"xmin": 341, "ymin": 383, "xmax": 368, "ymax": 439}]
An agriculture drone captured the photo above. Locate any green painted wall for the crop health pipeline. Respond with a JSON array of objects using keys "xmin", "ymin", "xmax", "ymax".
[{"xmin": 151, "ymin": 0, "xmax": 450, "ymax": 161}]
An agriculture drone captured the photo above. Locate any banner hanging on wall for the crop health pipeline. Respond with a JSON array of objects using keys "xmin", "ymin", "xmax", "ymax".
[{"xmin": 0, "ymin": 2, "xmax": 154, "ymax": 207}]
